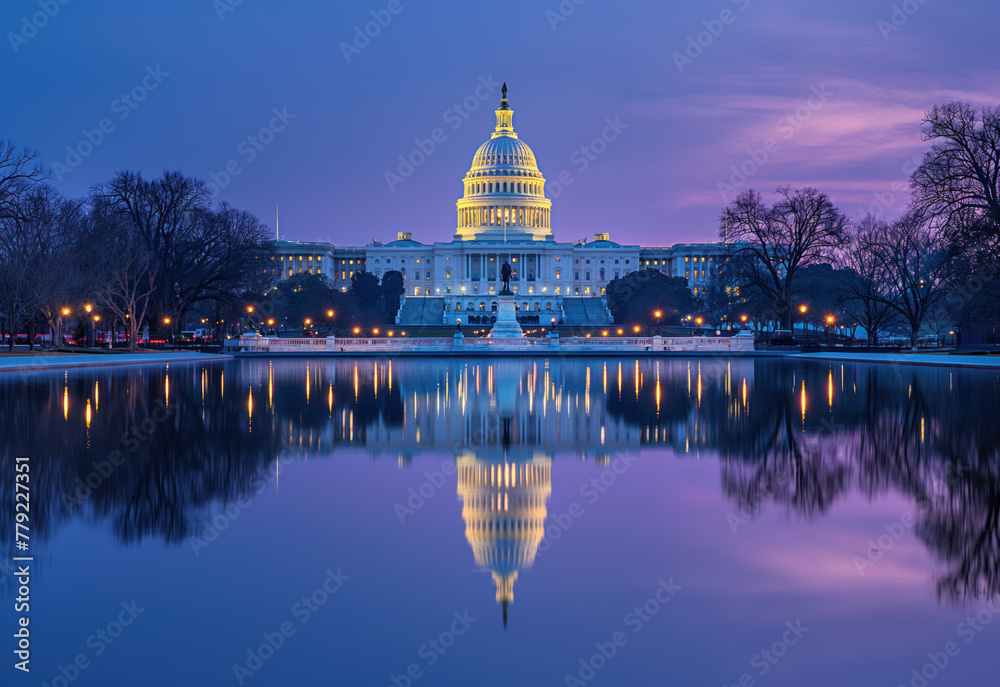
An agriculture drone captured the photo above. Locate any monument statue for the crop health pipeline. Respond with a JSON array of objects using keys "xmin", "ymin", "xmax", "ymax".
[{"xmin": 500, "ymin": 261, "xmax": 513, "ymax": 294}]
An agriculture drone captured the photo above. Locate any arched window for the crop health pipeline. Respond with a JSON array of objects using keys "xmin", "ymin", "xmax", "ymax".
[
  {"xmin": 480, "ymin": 302, "xmax": 486, "ymax": 311},
  {"xmin": 503, "ymin": 182, "xmax": 507, "ymax": 192},
  {"xmin": 517, "ymin": 182, "xmax": 521, "ymax": 193},
  {"xmin": 546, "ymin": 302, "xmax": 552, "ymax": 311},
  {"xmin": 534, "ymin": 302, "xmax": 541, "ymax": 311},
  {"xmin": 456, "ymin": 303, "xmax": 462, "ymax": 311},
  {"xmin": 488, "ymin": 182, "xmax": 493, "ymax": 193}
]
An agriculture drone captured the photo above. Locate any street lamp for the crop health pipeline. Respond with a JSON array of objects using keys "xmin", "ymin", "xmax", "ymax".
[{"xmin": 798, "ymin": 305, "xmax": 807, "ymax": 337}]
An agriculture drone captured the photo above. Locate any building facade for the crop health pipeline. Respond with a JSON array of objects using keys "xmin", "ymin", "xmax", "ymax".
[{"xmin": 273, "ymin": 86, "xmax": 728, "ymax": 325}]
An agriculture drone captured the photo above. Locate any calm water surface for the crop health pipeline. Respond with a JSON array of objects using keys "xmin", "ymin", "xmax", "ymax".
[{"xmin": 2, "ymin": 357, "xmax": 998, "ymax": 686}]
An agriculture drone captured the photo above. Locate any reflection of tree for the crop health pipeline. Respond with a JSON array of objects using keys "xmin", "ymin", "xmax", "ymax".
[
  {"xmin": 1, "ymin": 357, "xmax": 998, "ymax": 605},
  {"xmin": 715, "ymin": 363, "xmax": 853, "ymax": 519},
  {"xmin": 0, "ymin": 361, "xmax": 405, "ymax": 549},
  {"xmin": 719, "ymin": 361, "xmax": 1000, "ymax": 603}
]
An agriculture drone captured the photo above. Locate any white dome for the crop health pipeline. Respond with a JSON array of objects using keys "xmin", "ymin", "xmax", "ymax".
[{"xmin": 455, "ymin": 85, "xmax": 553, "ymax": 242}]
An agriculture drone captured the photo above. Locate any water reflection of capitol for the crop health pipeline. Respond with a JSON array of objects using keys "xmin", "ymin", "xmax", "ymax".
[{"xmin": 255, "ymin": 357, "xmax": 754, "ymax": 621}]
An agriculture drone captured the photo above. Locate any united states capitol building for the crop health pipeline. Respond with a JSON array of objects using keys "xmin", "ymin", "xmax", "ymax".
[{"xmin": 275, "ymin": 85, "xmax": 726, "ymax": 326}]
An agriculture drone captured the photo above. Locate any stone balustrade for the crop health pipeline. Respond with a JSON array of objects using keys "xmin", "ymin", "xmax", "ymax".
[{"xmin": 232, "ymin": 333, "xmax": 755, "ymax": 355}]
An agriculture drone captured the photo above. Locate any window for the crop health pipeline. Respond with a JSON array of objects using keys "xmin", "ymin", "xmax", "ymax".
[
  {"xmin": 585, "ymin": 272, "xmax": 591, "ymax": 280},
  {"xmin": 555, "ymin": 269, "xmax": 561, "ymax": 279},
  {"xmin": 445, "ymin": 269, "xmax": 451, "ymax": 279},
  {"xmin": 574, "ymin": 272, "xmax": 580, "ymax": 280},
  {"xmin": 599, "ymin": 268, "xmax": 605, "ymax": 280}
]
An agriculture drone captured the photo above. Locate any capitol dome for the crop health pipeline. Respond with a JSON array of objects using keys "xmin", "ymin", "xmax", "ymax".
[{"xmin": 456, "ymin": 84, "xmax": 553, "ymax": 242}]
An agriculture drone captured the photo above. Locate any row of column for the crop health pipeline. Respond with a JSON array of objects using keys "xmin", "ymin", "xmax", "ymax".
[
  {"xmin": 464, "ymin": 253, "xmax": 541, "ymax": 281},
  {"xmin": 458, "ymin": 206, "xmax": 549, "ymax": 229}
]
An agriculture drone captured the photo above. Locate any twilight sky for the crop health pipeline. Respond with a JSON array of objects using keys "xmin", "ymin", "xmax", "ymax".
[{"xmin": 2, "ymin": 0, "xmax": 997, "ymax": 247}]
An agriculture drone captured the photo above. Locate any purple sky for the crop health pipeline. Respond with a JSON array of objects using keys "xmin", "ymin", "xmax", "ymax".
[{"xmin": 2, "ymin": 0, "xmax": 997, "ymax": 247}]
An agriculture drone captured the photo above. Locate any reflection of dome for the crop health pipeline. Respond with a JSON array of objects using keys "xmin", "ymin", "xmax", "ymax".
[
  {"xmin": 457, "ymin": 452, "xmax": 551, "ymax": 627},
  {"xmin": 455, "ymin": 84, "xmax": 553, "ymax": 242}
]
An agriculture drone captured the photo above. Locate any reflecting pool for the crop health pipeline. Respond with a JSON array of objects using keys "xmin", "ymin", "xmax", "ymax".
[{"xmin": 1, "ymin": 357, "xmax": 998, "ymax": 686}]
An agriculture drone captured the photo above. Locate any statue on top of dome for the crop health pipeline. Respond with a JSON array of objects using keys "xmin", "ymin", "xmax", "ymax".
[{"xmin": 499, "ymin": 83, "xmax": 510, "ymax": 110}]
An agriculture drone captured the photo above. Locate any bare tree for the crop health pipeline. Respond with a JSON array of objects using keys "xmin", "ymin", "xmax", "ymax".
[
  {"xmin": 912, "ymin": 102, "xmax": 1000, "ymax": 246},
  {"xmin": 911, "ymin": 102, "xmax": 1000, "ymax": 316},
  {"xmin": 836, "ymin": 216, "xmax": 899, "ymax": 344},
  {"xmin": 873, "ymin": 212, "xmax": 958, "ymax": 348},
  {"xmin": 0, "ymin": 186, "xmax": 77, "ymax": 350},
  {"xmin": 0, "ymin": 140, "xmax": 46, "ymax": 221},
  {"xmin": 95, "ymin": 171, "xmax": 274, "ymax": 328},
  {"xmin": 721, "ymin": 187, "xmax": 848, "ymax": 330},
  {"xmin": 82, "ymin": 203, "xmax": 159, "ymax": 351}
]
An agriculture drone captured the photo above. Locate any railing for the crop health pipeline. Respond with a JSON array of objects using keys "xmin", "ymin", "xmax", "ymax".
[{"xmin": 234, "ymin": 334, "xmax": 756, "ymax": 354}]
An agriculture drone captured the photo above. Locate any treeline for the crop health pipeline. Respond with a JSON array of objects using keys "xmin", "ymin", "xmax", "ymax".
[
  {"xmin": 0, "ymin": 143, "xmax": 275, "ymax": 350},
  {"xmin": 717, "ymin": 101, "xmax": 1000, "ymax": 346}
]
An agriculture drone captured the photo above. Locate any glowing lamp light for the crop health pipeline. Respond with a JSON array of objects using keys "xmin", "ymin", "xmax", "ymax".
[
  {"xmin": 695, "ymin": 317, "xmax": 703, "ymax": 326},
  {"xmin": 741, "ymin": 315, "xmax": 748, "ymax": 322},
  {"xmin": 247, "ymin": 305, "xmax": 254, "ymax": 313},
  {"xmin": 163, "ymin": 317, "xmax": 171, "ymax": 325},
  {"xmin": 267, "ymin": 319, "xmax": 274, "ymax": 326},
  {"xmin": 799, "ymin": 305, "xmax": 808, "ymax": 314},
  {"xmin": 327, "ymin": 310, "xmax": 334, "ymax": 317},
  {"xmin": 85, "ymin": 304, "xmax": 92, "ymax": 313}
]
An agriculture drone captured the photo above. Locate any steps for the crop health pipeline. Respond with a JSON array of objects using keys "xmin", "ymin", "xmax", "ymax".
[
  {"xmin": 396, "ymin": 297, "xmax": 446, "ymax": 325},
  {"xmin": 560, "ymin": 298, "xmax": 611, "ymax": 325}
]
